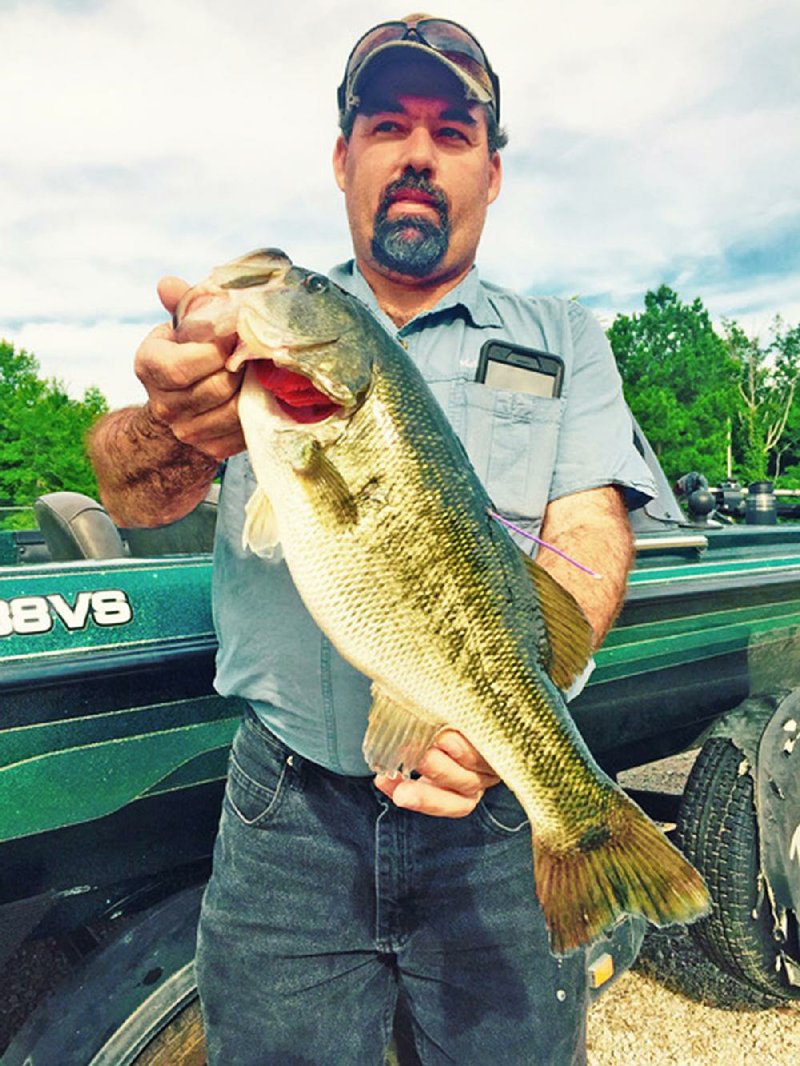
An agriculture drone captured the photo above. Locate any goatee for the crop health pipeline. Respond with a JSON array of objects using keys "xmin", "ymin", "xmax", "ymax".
[{"xmin": 371, "ymin": 175, "xmax": 450, "ymax": 277}]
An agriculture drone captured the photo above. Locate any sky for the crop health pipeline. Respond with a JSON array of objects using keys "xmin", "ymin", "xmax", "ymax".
[{"xmin": 1, "ymin": 0, "xmax": 799, "ymax": 409}]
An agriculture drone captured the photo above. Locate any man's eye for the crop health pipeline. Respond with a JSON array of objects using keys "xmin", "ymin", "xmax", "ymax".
[
  {"xmin": 373, "ymin": 120, "xmax": 402, "ymax": 133},
  {"xmin": 438, "ymin": 127, "xmax": 469, "ymax": 141}
]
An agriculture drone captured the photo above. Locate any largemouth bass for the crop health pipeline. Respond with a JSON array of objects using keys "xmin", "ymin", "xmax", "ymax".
[{"xmin": 175, "ymin": 248, "xmax": 710, "ymax": 953}]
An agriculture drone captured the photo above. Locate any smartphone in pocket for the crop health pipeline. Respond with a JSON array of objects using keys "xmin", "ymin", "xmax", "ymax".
[{"xmin": 475, "ymin": 341, "xmax": 564, "ymax": 398}]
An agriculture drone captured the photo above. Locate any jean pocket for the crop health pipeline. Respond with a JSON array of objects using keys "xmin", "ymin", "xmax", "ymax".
[
  {"xmin": 223, "ymin": 717, "xmax": 291, "ymax": 827},
  {"xmin": 458, "ymin": 381, "xmax": 565, "ymax": 521},
  {"xmin": 476, "ymin": 782, "xmax": 530, "ymax": 836}
]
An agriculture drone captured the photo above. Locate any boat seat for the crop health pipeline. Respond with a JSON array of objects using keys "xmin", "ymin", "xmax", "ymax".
[
  {"xmin": 34, "ymin": 492, "xmax": 127, "ymax": 561},
  {"xmin": 122, "ymin": 484, "xmax": 219, "ymax": 556}
]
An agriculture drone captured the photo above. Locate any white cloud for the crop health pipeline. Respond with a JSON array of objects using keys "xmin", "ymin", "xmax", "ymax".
[
  {"xmin": 2, "ymin": 318, "xmax": 152, "ymax": 407},
  {"xmin": 1, "ymin": 0, "xmax": 799, "ymax": 406}
]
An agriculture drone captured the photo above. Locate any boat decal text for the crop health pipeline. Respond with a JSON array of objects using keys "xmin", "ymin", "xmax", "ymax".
[{"xmin": 0, "ymin": 590, "xmax": 133, "ymax": 637}]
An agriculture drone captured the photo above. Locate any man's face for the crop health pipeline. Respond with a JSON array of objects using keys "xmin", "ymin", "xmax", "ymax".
[{"xmin": 332, "ymin": 91, "xmax": 502, "ymax": 287}]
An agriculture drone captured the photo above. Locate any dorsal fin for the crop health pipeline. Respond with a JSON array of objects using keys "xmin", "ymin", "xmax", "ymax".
[{"xmin": 521, "ymin": 554, "xmax": 594, "ymax": 690}]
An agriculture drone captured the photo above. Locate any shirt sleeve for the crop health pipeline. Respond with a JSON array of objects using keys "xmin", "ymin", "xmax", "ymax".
[{"xmin": 548, "ymin": 302, "xmax": 656, "ymax": 510}]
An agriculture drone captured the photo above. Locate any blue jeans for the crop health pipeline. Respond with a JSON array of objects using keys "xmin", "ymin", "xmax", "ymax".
[{"xmin": 195, "ymin": 709, "xmax": 588, "ymax": 1065}]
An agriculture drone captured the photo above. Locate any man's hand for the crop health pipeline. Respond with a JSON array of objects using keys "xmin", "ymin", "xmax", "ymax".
[
  {"xmin": 135, "ymin": 276, "xmax": 245, "ymax": 462},
  {"xmin": 89, "ymin": 275, "xmax": 246, "ymax": 527},
  {"xmin": 374, "ymin": 730, "xmax": 501, "ymax": 818}
]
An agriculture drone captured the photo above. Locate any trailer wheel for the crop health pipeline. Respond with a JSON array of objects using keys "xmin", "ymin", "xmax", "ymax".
[
  {"xmin": 130, "ymin": 994, "xmax": 205, "ymax": 1065},
  {"xmin": 675, "ymin": 731, "xmax": 800, "ymax": 1000}
]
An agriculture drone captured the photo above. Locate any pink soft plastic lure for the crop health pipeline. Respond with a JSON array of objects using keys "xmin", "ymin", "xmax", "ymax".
[{"xmin": 487, "ymin": 509, "xmax": 601, "ymax": 578}]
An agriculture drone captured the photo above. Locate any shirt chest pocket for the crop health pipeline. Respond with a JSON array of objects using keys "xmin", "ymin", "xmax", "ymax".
[{"xmin": 429, "ymin": 379, "xmax": 565, "ymax": 522}]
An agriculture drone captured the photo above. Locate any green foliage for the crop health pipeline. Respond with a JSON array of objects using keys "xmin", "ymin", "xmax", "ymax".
[
  {"xmin": 724, "ymin": 318, "xmax": 800, "ymax": 484},
  {"xmin": 0, "ymin": 339, "xmax": 109, "ymax": 509},
  {"xmin": 777, "ymin": 395, "xmax": 800, "ymax": 485},
  {"xmin": 608, "ymin": 285, "xmax": 739, "ymax": 483},
  {"xmin": 0, "ymin": 508, "xmax": 36, "ymax": 532},
  {"xmin": 608, "ymin": 287, "xmax": 800, "ymax": 487},
  {"xmin": 768, "ymin": 321, "xmax": 800, "ymax": 485}
]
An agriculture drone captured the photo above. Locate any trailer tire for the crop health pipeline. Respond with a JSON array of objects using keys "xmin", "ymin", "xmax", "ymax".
[
  {"xmin": 129, "ymin": 993, "xmax": 205, "ymax": 1065},
  {"xmin": 675, "ymin": 732, "xmax": 800, "ymax": 1000}
]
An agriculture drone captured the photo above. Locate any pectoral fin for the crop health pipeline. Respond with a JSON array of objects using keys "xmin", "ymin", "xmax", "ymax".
[
  {"xmin": 276, "ymin": 434, "xmax": 358, "ymax": 524},
  {"xmin": 363, "ymin": 685, "xmax": 444, "ymax": 778},
  {"xmin": 521, "ymin": 554, "xmax": 594, "ymax": 690},
  {"xmin": 242, "ymin": 486, "xmax": 282, "ymax": 559}
]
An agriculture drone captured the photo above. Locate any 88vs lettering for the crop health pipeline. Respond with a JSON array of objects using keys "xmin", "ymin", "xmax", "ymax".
[{"xmin": 0, "ymin": 590, "xmax": 133, "ymax": 637}]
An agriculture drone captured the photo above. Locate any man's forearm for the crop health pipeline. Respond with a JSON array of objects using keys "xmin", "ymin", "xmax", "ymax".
[
  {"xmin": 88, "ymin": 404, "xmax": 220, "ymax": 528},
  {"xmin": 536, "ymin": 486, "xmax": 634, "ymax": 648}
]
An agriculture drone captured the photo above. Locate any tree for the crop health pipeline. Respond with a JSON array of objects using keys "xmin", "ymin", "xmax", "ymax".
[
  {"xmin": 607, "ymin": 285, "xmax": 739, "ymax": 483},
  {"xmin": 0, "ymin": 340, "xmax": 108, "ymax": 509},
  {"xmin": 775, "ymin": 395, "xmax": 800, "ymax": 485},
  {"xmin": 724, "ymin": 318, "xmax": 800, "ymax": 483}
]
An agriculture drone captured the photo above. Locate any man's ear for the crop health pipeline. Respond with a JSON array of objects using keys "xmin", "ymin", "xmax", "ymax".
[
  {"xmin": 487, "ymin": 150, "xmax": 502, "ymax": 206},
  {"xmin": 332, "ymin": 135, "xmax": 348, "ymax": 192}
]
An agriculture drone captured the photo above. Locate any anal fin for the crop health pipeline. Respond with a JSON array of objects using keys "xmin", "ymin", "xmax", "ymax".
[{"xmin": 363, "ymin": 685, "xmax": 444, "ymax": 779}]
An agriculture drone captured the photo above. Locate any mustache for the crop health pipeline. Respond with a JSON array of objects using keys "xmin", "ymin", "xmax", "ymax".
[{"xmin": 375, "ymin": 174, "xmax": 449, "ymax": 226}]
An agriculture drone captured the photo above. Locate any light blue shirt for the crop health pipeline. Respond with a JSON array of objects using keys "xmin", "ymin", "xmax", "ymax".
[{"xmin": 212, "ymin": 262, "xmax": 656, "ymax": 774}]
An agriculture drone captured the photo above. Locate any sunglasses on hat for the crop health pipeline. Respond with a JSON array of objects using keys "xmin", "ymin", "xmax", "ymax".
[{"xmin": 338, "ymin": 17, "xmax": 500, "ymax": 123}]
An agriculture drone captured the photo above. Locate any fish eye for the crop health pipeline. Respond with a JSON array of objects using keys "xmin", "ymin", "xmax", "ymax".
[{"xmin": 304, "ymin": 274, "xmax": 329, "ymax": 294}]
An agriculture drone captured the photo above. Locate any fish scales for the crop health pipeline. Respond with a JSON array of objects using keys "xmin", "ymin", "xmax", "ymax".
[
  {"xmin": 302, "ymin": 359, "xmax": 564, "ymax": 774},
  {"xmin": 175, "ymin": 248, "xmax": 711, "ymax": 953}
]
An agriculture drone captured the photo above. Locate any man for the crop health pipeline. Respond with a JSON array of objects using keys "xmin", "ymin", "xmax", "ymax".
[{"xmin": 90, "ymin": 14, "xmax": 655, "ymax": 1065}]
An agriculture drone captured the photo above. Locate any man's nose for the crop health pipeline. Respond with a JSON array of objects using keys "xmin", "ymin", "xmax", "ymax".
[{"xmin": 400, "ymin": 126, "xmax": 436, "ymax": 175}]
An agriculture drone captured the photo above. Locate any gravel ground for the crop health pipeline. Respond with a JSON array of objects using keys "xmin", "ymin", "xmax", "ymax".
[{"xmin": 588, "ymin": 926, "xmax": 800, "ymax": 1065}]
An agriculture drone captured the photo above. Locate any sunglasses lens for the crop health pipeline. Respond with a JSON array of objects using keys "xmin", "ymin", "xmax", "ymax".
[
  {"xmin": 417, "ymin": 20, "xmax": 488, "ymax": 67},
  {"xmin": 347, "ymin": 23, "xmax": 406, "ymax": 75}
]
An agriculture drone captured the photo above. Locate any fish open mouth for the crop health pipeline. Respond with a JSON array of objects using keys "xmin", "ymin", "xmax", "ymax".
[{"xmin": 253, "ymin": 359, "xmax": 343, "ymax": 424}]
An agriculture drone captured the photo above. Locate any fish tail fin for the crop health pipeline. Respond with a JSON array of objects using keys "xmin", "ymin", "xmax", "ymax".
[{"xmin": 534, "ymin": 791, "xmax": 711, "ymax": 955}]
